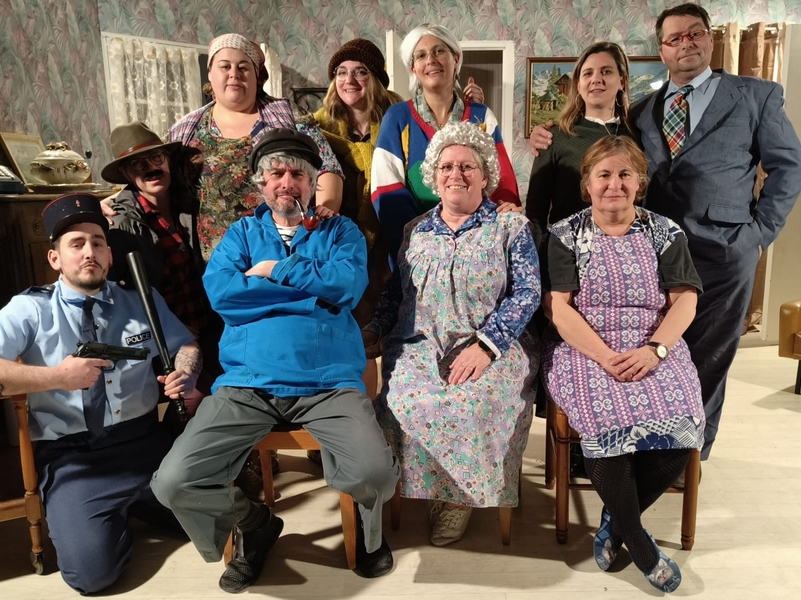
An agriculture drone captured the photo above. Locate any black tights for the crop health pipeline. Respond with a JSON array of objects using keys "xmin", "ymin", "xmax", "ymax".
[{"xmin": 584, "ymin": 449, "xmax": 690, "ymax": 572}]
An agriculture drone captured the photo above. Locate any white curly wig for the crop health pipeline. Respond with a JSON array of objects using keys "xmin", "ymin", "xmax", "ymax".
[
  {"xmin": 421, "ymin": 121, "xmax": 500, "ymax": 197},
  {"xmin": 399, "ymin": 23, "xmax": 462, "ymax": 96}
]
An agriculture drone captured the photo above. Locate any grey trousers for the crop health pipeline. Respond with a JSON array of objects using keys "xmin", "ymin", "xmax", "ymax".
[{"xmin": 151, "ymin": 386, "xmax": 399, "ymax": 561}]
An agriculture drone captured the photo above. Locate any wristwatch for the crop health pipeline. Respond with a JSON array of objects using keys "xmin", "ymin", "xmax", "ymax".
[
  {"xmin": 647, "ymin": 341, "xmax": 669, "ymax": 361},
  {"xmin": 476, "ymin": 339, "xmax": 496, "ymax": 362}
]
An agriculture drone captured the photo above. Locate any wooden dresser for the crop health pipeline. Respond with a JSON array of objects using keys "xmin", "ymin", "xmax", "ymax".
[{"xmin": 0, "ymin": 192, "xmax": 115, "ymax": 308}]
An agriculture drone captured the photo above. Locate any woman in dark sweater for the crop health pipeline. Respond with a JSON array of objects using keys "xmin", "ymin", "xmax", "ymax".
[{"xmin": 526, "ymin": 42, "xmax": 632, "ymax": 233}]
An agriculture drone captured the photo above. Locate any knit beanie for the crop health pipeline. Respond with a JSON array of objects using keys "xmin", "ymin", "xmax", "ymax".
[{"xmin": 328, "ymin": 38, "xmax": 389, "ymax": 88}]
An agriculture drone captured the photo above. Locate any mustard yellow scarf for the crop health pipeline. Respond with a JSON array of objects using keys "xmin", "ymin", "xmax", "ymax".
[{"xmin": 313, "ymin": 108, "xmax": 379, "ymax": 205}]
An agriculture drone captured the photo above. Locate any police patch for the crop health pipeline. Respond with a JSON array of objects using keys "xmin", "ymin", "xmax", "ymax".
[{"xmin": 125, "ymin": 331, "xmax": 152, "ymax": 345}]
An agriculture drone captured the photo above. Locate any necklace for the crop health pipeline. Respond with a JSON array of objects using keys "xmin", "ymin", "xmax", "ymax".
[
  {"xmin": 585, "ymin": 114, "xmax": 620, "ymax": 136},
  {"xmin": 602, "ymin": 121, "xmax": 620, "ymax": 136}
]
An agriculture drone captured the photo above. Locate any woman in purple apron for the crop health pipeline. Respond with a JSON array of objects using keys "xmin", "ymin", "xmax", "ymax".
[{"xmin": 542, "ymin": 136, "xmax": 704, "ymax": 594}]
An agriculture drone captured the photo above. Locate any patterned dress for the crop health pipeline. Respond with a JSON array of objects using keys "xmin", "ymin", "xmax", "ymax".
[
  {"xmin": 374, "ymin": 200, "xmax": 540, "ymax": 507},
  {"xmin": 543, "ymin": 207, "xmax": 705, "ymax": 458}
]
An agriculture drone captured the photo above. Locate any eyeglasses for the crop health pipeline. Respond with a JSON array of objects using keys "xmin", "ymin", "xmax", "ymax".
[
  {"xmin": 437, "ymin": 162, "xmax": 478, "ymax": 176},
  {"xmin": 412, "ymin": 45, "xmax": 451, "ymax": 64},
  {"xmin": 125, "ymin": 150, "xmax": 168, "ymax": 172},
  {"xmin": 661, "ymin": 29, "xmax": 709, "ymax": 47},
  {"xmin": 334, "ymin": 67, "xmax": 370, "ymax": 81}
]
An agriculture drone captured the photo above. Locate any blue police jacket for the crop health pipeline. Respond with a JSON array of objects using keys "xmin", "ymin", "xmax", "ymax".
[{"xmin": 0, "ymin": 278, "xmax": 194, "ymax": 440}]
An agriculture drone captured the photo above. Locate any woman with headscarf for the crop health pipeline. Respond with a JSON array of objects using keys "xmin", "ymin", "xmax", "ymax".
[{"xmin": 167, "ymin": 33, "xmax": 343, "ymax": 261}]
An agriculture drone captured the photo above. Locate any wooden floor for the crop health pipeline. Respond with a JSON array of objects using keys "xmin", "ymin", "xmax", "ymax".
[{"xmin": 1, "ymin": 343, "xmax": 800, "ymax": 599}]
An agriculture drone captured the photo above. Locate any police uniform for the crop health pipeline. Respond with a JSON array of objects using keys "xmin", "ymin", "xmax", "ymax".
[{"xmin": 0, "ymin": 194, "xmax": 194, "ymax": 593}]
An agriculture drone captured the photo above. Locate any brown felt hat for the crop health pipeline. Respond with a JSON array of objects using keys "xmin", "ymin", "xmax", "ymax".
[
  {"xmin": 328, "ymin": 38, "xmax": 389, "ymax": 88},
  {"xmin": 101, "ymin": 122, "xmax": 182, "ymax": 184}
]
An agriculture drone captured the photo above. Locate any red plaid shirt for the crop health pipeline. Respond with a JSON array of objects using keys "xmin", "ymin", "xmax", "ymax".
[{"xmin": 137, "ymin": 194, "xmax": 208, "ymax": 335}]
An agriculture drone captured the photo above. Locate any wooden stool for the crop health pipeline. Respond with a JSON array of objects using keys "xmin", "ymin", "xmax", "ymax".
[
  {"xmin": 545, "ymin": 398, "xmax": 700, "ymax": 550},
  {"xmin": 223, "ymin": 425, "xmax": 358, "ymax": 568},
  {"xmin": 0, "ymin": 394, "xmax": 45, "ymax": 573}
]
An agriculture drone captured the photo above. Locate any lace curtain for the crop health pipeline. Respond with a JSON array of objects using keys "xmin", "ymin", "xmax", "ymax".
[{"xmin": 104, "ymin": 36, "xmax": 203, "ymax": 138}]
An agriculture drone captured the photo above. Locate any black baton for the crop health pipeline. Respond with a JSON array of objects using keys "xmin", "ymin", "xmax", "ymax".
[{"xmin": 126, "ymin": 251, "xmax": 188, "ymax": 422}]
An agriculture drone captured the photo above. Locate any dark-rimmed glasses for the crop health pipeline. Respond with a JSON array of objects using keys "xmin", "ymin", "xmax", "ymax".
[{"xmin": 125, "ymin": 150, "xmax": 168, "ymax": 172}]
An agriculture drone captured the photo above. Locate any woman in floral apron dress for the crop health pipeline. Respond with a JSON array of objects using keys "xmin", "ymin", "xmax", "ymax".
[
  {"xmin": 367, "ymin": 122, "xmax": 540, "ymax": 548},
  {"xmin": 542, "ymin": 136, "xmax": 704, "ymax": 593}
]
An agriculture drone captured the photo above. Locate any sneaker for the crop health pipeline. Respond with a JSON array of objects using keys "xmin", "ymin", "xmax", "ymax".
[
  {"xmin": 642, "ymin": 531, "xmax": 682, "ymax": 593},
  {"xmin": 219, "ymin": 513, "xmax": 284, "ymax": 593},
  {"xmin": 429, "ymin": 500, "xmax": 445, "ymax": 527},
  {"xmin": 593, "ymin": 507, "xmax": 623, "ymax": 571},
  {"xmin": 430, "ymin": 505, "xmax": 473, "ymax": 547}
]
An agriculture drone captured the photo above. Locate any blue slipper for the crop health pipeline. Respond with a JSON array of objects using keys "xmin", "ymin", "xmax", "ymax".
[
  {"xmin": 643, "ymin": 531, "xmax": 682, "ymax": 593},
  {"xmin": 593, "ymin": 507, "xmax": 623, "ymax": 571}
]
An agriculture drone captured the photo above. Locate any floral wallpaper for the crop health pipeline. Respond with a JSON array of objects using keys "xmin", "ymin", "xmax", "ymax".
[{"xmin": 2, "ymin": 0, "xmax": 799, "ymax": 189}]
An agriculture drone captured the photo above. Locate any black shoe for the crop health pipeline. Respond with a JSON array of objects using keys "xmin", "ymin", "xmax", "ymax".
[
  {"xmin": 219, "ymin": 514, "xmax": 284, "ymax": 593},
  {"xmin": 354, "ymin": 535, "xmax": 394, "ymax": 578}
]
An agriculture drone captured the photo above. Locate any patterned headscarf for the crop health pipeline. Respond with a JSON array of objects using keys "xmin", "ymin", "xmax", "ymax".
[{"xmin": 207, "ymin": 33, "xmax": 268, "ymax": 83}]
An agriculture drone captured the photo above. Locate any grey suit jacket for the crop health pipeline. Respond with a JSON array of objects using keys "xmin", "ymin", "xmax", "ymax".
[{"xmin": 631, "ymin": 70, "xmax": 801, "ymax": 265}]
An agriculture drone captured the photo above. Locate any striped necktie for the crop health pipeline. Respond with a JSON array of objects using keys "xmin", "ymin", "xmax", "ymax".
[{"xmin": 663, "ymin": 84, "xmax": 694, "ymax": 159}]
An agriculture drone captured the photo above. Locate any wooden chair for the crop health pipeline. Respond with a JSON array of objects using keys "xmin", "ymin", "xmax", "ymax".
[
  {"xmin": 222, "ymin": 361, "xmax": 382, "ymax": 568},
  {"xmin": 544, "ymin": 398, "xmax": 700, "ymax": 550},
  {"xmin": 223, "ymin": 425, "xmax": 358, "ymax": 569},
  {"xmin": 778, "ymin": 298, "xmax": 801, "ymax": 394},
  {"xmin": 0, "ymin": 393, "xmax": 45, "ymax": 573}
]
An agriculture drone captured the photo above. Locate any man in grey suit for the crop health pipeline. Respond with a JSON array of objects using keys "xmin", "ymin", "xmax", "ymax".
[
  {"xmin": 630, "ymin": 3, "xmax": 801, "ymax": 459},
  {"xmin": 530, "ymin": 3, "xmax": 801, "ymax": 460}
]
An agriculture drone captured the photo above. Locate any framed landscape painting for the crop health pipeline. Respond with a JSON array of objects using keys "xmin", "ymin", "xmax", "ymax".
[
  {"xmin": 525, "ymin": 58, "xmax": 576, "ymax": 137},
  {"xmin": 525, "ymin": 56, "xmax": 669, "ymax": 137}
]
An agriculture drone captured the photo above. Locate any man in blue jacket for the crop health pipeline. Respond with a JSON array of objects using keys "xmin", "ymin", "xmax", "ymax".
[{"xmin": 151, "ymin": 128, "xmax": 399, "ymax": 593}]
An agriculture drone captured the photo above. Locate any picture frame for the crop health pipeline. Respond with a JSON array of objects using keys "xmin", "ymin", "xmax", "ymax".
[
  {"xmin": 525, "ymin": 58, "xmax": 576, "ymax": 138},
  {"xmin": 524, "ymin": 56, "xmax": 669, "ymax": 137},
  {"xmin": 0, "ymin": 132, "xmax": 46, "ymax": 184},
  {"xmin": 628, "ymin": 57, "xmax": 669, "ymax": 100}
]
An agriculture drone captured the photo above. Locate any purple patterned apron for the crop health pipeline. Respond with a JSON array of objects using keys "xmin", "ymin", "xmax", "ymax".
[{"xmin": 544, "ymin": 228, "xmax": 704, "ymax": 457}]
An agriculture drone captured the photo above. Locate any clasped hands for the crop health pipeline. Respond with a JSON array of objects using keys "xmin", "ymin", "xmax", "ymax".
[{"xmin": 598, "ymin": 345, "xmax": 660, "ymax": 382}]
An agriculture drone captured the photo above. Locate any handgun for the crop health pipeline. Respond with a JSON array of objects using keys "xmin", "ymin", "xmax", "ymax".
[{"xmin": 74, "ymin": 341, "xmax": 151, "ymax": 366}]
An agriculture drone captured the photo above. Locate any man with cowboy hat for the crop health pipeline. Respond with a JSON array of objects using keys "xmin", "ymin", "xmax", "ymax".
[
  {"xmin": 151, "ymin": 128, "xmax": 399, "ymax": 593},
  {"xmin": 102, "ymin": 121, "xmax": 208, "ymax": 340},
  {"xmin": 102, "ymin": 122, "xmax": 214, "ymax": 402},
  {"xmin": 0, "ymin": 193, "xmax": 201, "ymax": 593}
]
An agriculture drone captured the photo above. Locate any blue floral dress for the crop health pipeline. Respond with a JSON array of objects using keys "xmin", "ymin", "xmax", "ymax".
[
  {"xmin": 374, "ymin": 200, "xmax": 540, "ymax": 507},
  {"xmin": 542, "ymin": 207, "xmax": 705, "ymax": 458}
]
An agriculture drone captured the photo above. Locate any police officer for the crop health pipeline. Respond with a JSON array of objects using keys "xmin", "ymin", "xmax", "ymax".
[{"xmin": 0, "ymin": 194, "xmax": 201, "ymax": 594}]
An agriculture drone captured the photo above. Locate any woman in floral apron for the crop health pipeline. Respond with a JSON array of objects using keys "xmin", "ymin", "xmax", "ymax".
[
  {"xmin": 542, "ymin": 136, "xmax": 704, "ymax": 593},
  {"xmin": 367, "ymin": 122, "xmax": 540, "ymax": 548}
]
